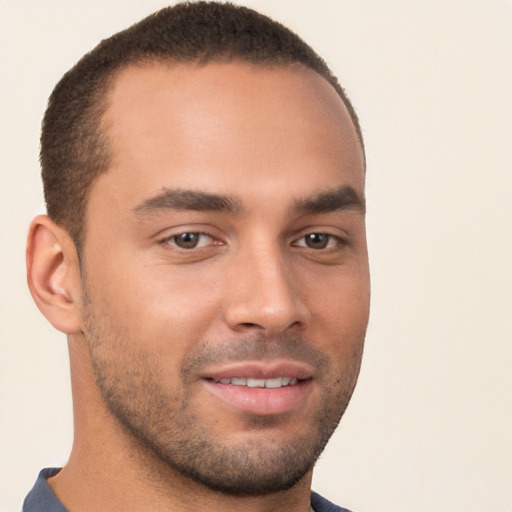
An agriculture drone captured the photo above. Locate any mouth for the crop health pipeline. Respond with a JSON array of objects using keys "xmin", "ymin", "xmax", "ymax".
[
  {"xmin": 212, "ymin": 376, "xmax": 299, "ymax": 388},
  {"xmin": 200, "ymin": 362, "xmax": 314, "ymax": 416}
]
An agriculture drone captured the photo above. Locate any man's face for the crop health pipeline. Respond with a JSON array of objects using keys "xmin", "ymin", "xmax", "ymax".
[{"xmin": 80, "ymin": 61, "xmax": 369, "ymax": 495}]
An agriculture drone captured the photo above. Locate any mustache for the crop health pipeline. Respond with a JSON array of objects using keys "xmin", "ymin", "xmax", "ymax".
[{"xmin": 181, "ymin": 335, "xmax": 329, "ymax": 378}]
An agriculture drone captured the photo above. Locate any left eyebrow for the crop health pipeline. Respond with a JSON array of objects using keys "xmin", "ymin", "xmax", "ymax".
[{"xmin": 294, "ymin": 185, "xmax": 365, "ymax": 215}]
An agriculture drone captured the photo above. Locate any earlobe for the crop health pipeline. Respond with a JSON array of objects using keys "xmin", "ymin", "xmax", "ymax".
[{"xmin": 26, "ymin": 215, "xmax": 82, "ymax": 334}]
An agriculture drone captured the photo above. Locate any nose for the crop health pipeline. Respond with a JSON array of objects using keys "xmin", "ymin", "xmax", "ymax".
[{"xmin": 223, "ymin": 245, "xmax": 310, "ymax": 336}]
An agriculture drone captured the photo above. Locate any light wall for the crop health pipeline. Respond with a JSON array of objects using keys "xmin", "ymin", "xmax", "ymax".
[{"xmin": 1, "ymin": 1, "xmax": 510, "ymax": 510}]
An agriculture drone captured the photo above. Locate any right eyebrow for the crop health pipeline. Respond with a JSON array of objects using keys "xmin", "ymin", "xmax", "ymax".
[{"xmin": 132, "ymin": 188, "xmax": 243, "ymax": 216}]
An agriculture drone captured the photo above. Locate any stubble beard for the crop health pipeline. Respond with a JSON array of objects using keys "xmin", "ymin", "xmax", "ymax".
[{"xmin": 81, "ymin": 301, "xmax": 363, "ymax": 497}]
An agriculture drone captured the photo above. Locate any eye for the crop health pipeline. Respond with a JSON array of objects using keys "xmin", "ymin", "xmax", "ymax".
[
  {"xmin": 295, "ymin": 233, "xmax": 340, "ymax": 250},
  {"xmin": 166, "ymin": 232, "xmax": 215, "ymax": 249}
]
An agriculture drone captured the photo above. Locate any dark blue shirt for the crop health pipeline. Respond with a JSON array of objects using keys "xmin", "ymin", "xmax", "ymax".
[
  {"xmin": 22, "ymin": 469, "xmax": 67, "ymax": 512},
  {"xmin": 23, "ymin": 468, "xmax": 353, "ymax": 512}
]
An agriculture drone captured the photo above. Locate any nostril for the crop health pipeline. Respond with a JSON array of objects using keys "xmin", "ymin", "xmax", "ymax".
[
  {"xmin": 239, "ymin": 322, "xmax": 262, "ymax": 329},
  {"xmin": 235, "ymin": 319, "xmax": 304, "ymax": 334},
  {"xmin": 225, "ymin": 286, "xmax": 310, "ymax": 335}
]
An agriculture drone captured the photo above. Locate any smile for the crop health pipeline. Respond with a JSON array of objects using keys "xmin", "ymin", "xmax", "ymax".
[
  {"xmin": 203, "ymin": 375, "xmax": 312, "ymax": 416},
  {"xmin": 215, "ymin": 377, "xmax": 299, "ymax": 388}
]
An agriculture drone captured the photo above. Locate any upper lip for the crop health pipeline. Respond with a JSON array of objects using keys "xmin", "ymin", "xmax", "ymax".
[{"xmin": 200, "ymin": 360, "xmax": 314, "ymax": 381}]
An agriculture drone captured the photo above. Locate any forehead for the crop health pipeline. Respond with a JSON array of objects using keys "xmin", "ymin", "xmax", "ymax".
[{"xmin": 96, "ymin": 60, "xmax": 364, "ymax": 208}]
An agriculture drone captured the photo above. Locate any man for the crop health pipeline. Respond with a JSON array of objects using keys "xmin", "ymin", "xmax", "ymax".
[{"xmin": 23, "ymin": 2, "xmax": 370, "ymax": 511}]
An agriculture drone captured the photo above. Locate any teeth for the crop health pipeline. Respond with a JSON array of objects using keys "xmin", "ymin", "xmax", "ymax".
[
  {"xmin": 247, "ymin": 378, "xmax": 265, "ymax": 387},
  {"xmin": 216, "ymin": 377, "xmax": 299, "ymax": 388},
  {"xmin": 265, "ymin": 377, "xmax": 284, "ymax": 388}
]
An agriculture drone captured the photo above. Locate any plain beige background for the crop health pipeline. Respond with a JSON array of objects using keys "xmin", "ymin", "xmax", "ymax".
[{"xmin": 1, "ymin": 1, "xmax": 511, "ymax": 510}]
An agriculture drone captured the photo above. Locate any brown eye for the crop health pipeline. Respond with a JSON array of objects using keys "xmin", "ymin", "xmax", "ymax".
[
  {"xmin": 171, "ymin": 233, "xmax": 204, "ymax": 249},
  {"xmin": 304, "ymin": 233, "xmax": 330, "ymax": 249}
]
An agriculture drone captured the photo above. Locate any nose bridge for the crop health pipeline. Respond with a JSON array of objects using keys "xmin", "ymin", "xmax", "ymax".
[{"xmin": 224, "ymin": 238, "xmax": 308, "ymax": 335}]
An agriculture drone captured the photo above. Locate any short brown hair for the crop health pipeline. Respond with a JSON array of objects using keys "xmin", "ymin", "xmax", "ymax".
[{"xmin": 41, "ymin": 1, "xmax": 364, "ymax": 248}]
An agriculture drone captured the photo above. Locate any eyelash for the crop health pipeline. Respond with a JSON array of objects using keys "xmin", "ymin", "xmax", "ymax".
[
  {"xmin": 161, "ymin": 232, "xmax": 219, "ymax": 250},
  {"xmin": 293, "ymin": 233, "xmax": 345, "ymax": 250},
  {"xmin": 160, "ymin": 231, "xmax": 346, "ymax": 251}
]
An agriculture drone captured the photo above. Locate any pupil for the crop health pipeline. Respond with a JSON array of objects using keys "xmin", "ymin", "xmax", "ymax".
[
  {"xmin": 176, "ymin": 233, "xmax": 198, "ymax": 248},
  {"xmin": 306, "ymin": 233, "xmax": 328, "ymax": 249}
]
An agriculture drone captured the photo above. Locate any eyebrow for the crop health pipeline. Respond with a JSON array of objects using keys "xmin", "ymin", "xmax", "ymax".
[
  {"xmin": 294, "ymin": 185, "xmax": 365, "ymax": 215},
  {"xmin": 132, "ymin": 184, "xmax": 365, "ymax": 218},
  {"xmin": 133, "ymin": 188, "xmax": 243, "ymax": 215}
]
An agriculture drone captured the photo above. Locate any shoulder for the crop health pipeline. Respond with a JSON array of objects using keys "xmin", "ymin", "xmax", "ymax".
[
  {"xmin": 311, "ymin": 491, "xmax": 355, "ymax": 512},
  {"xmin": 22, "ymin": 468, "xmax": 68, "ymax": 512}
]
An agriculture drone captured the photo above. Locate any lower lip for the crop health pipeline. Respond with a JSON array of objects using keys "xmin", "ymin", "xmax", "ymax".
[{"xmin": 203, "ymin": 379, "xmax": 312, "ymax": 416}]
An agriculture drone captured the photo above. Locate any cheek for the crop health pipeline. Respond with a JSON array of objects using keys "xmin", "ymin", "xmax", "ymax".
[
  {"xmin": 85, "ymin": 256, "xmax": 226, "ymax": 354},
  {"xmin": 304, "ymin": 268, "xmax": 370, "ymax": 349}
]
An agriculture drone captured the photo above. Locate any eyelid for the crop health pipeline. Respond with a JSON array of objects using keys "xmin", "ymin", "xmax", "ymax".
[
  {"xmin": 158, "ymin": 229, "xmax": 224, "ymax": 250},
  {"xmin": 292, "ymin": 224, "xmax": 349, "ymax": 242},
  {"xmin": 293, "ymin": 233, "xmax": 344, "ymax": 249}
]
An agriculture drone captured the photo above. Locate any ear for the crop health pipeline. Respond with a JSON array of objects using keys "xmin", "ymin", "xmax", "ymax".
[{"xmin": 26, "ymin": 215, "xmax": 83, "ymax": 334}]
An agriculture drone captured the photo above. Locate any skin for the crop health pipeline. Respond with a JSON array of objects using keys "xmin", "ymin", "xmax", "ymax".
[{"xmin": 27, "ymin": 61, "xmax": 370, "ymax": 512}]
